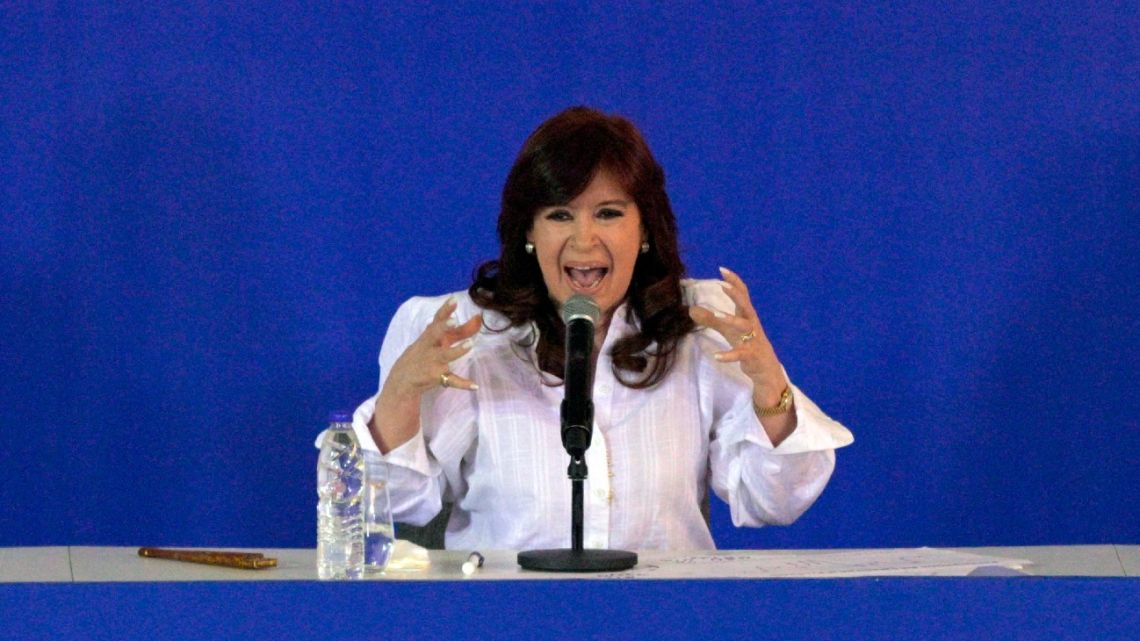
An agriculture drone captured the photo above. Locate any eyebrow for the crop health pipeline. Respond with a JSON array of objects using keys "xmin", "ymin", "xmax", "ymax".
[{"xmin": 542, "ymin": 199, "xmax": 631, "ymax": 211}]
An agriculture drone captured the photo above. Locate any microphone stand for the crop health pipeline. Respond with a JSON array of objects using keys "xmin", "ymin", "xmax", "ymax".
[
  {"xmin": 518, "ymin": 297, "xmax": 637, "ymax": 572},
  {"xmin": 517, "ymin": 440, "xmax": 638, "ymax": 572}
]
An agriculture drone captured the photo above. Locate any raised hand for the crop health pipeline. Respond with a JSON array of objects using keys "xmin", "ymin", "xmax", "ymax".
[
  {"xmin": 386, "ymin": 298, "xmax": 482, "ymax": 395},
  {"xmin": 688, "ymin": 267, "xmax": 796, "ymax": 443},
  {"xmin": 371, "ymin": 298, "xmax": 482, "ymax": 452}
]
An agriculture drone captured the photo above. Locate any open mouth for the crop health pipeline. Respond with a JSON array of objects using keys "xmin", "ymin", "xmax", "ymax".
[{"xmin": 565, "ymin": 266, "xmax": 608, "ymax": 291}]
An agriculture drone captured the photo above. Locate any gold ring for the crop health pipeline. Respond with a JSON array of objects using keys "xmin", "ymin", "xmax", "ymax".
[
  {"xmin": 439, "ymin": 373, "xmax": 451, "ymax": 388},
  {"xmin": 739, "ymin": 330, "xmax": 756, "ymax": 343}
]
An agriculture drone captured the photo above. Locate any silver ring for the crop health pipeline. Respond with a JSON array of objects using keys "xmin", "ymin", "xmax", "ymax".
[{"xmin": 739, "ymin": 330, "xmax": 756, "ymax": 343}]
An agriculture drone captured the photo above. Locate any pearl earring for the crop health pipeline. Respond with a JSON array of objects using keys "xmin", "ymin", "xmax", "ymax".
[
  {"xmin": 525, "ymin": 241, "xmax": 535, "ymax": 254},
  {"xmin": 640, "ymin": 242, "xmax": 650, "ymax": 254}
]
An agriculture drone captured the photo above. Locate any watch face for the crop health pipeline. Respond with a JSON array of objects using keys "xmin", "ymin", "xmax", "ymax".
[{"xmin": 772, "ymin": 388, "xmax": 789, "ymax": 413}]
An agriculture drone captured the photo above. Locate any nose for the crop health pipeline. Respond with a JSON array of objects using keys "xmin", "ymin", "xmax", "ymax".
[{"xmin": 569, "ymin": 216, "xmax": 598, "ymax": 249}]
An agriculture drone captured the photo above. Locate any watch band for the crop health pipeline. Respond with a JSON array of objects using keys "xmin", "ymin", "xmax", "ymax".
[{"xmin": 754, "ymin": 385, "xmax": 792, "ymax": 417}]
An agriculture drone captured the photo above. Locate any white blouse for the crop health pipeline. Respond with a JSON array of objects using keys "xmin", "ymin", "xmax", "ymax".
[{"xmin": 344, "ymin": 279, "xmax": 853, "ymax": 550}]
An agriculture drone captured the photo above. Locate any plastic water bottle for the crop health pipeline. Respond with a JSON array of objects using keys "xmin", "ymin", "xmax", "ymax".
[{"xmin": 316, "ymin": 411, "xmax": 364, "ymax": 579}]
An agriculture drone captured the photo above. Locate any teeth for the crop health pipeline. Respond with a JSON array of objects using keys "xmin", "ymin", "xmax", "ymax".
[{"xmin": 567, "ymin": 267, "xmax": 606, "ymax": 289}]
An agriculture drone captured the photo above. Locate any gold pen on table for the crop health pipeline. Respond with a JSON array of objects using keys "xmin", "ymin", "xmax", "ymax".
[{"xmin": 137, "ymin": 547, "xmax": 278, "ymax": 570}]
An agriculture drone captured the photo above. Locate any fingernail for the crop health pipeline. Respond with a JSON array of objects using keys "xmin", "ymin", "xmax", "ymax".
[
  {"xmin": 713, "ymin": 353, "xmax": 725, "ymax": 361},
  {"xmin": 469, "ymin": 383, "xmax": 480, "ymax": 390},
  {"xmin": 445, "ymin": 296, "xmax": 458, "ymax": 307},
  {"xmin": 445, "ymin": 318, "xmax": 458, "ymax": 328},
  {"xmin": 459, "ymin": 338, "xmax": 474, "ymax": 349},
  {"xmin": 713, "ymin": 310, "xmax": 727, "ymax": 319},
  {"xmin": 719, "ymin": 266, "xmax": 732, "ymax": 277}
]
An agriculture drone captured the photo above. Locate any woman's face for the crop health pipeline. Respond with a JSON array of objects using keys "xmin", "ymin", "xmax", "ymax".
[{"xmin": 527, "ymin": 170, "xmax": 645, "ymax": 320}]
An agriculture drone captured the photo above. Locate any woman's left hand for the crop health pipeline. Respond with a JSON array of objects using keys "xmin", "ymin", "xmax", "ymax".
[{"xmin": 688, "ymin": 267, "xmax": 796, "ymax": 442}]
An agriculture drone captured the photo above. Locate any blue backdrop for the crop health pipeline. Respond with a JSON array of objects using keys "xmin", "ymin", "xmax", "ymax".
[{"xmin": 1, "ymin": 1, "xmax": 1136, "ymax": 549}]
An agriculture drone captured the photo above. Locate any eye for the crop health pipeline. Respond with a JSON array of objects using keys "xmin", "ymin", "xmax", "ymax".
[
  {"xmin": 597, "ymin": 207, "xmax": 624, "ymax": 220},
  {"xmin": 544, "ymin": 209, "xmax": 572, "ymax": 222}
]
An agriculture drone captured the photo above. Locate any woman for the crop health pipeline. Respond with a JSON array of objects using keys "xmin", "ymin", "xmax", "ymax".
[{"xmin": 350, "ymin": 107, "xmax": 852, "ymax": 550}]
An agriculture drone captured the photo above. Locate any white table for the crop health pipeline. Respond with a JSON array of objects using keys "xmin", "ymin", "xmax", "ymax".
[
  {"xmin": 2, "ymin": 545, "xmax": 1136, "ymax": 583},
  {"xmin": 2, "ymin": 546, "xmax": 1136, "ymax": 641}
]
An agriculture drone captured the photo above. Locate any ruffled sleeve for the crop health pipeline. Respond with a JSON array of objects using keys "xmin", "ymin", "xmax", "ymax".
[
  {"xmin": 316, "ymin": 292, "xmax": 480, "ymax": 526},
  {"xmin": 686, "ymin": 279, "xmax": 854, "ymax": 527}
]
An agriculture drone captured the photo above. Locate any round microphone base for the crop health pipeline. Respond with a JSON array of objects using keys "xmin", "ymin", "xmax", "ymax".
[{"xmin": 517, "ymin": 548, "xmax": 638, "ymax": 572}]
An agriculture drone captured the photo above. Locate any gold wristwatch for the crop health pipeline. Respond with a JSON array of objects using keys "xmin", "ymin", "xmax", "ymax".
[{"xmin": 754, "ymin": 385, "xmax": 793, "ymax": 417}]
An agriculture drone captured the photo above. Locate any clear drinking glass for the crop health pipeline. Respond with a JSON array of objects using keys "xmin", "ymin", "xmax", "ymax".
[{"xmin": 363, "ymin": 460, "xmax": 395, "ymax": 574}]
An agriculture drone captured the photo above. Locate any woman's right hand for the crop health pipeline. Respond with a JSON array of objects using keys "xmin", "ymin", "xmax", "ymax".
[{"xmin": 370, "ymin": 298, "xmax": 482, "ymax": 453}]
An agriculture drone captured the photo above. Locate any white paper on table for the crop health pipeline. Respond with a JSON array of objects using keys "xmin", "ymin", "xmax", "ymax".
[{"xmin": 580, "ymin": 548, "xmax": 1031, "ymax": 580}]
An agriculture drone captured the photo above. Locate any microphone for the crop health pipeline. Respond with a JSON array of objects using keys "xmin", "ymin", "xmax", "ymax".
[
  {"xmin": 517, "ymin": 293, "xmax": 636, "ymax": 572},
  {"xmin": 560, "ymin": 294, "xmax": 599, "ymax": 458}
]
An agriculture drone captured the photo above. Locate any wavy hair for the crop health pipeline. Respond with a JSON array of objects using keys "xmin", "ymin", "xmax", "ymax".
[{"xmin": 469, "ymin": 106, "xmax": 694, "ymax": 388}]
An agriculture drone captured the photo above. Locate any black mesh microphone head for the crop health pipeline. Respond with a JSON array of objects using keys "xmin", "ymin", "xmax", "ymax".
[{"xmin": 562, "ymin": 294, "xmax": 600, "ymax": 326}]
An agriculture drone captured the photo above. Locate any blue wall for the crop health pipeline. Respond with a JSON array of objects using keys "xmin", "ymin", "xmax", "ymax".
[{"xmin": 2, "ymin": 2, "xmax": 1136, "ymax": 549}]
